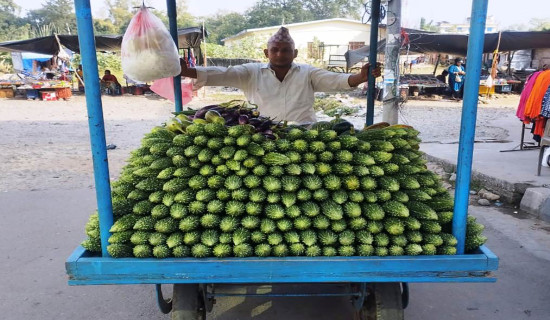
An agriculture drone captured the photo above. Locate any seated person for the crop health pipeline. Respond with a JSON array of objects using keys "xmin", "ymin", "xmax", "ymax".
[
  {"xmin": 436, "ymin": 70, "xmax": 449, "ymax": 84},
  {"xmin": 100, "ymin": 70, "xmax": 121, "ymax": 94},
  {"xmin": 435, "ymin": 70, "xmax": 450, "ymax": 96},
  {"xmin": 58, "ymin": 72, "xmax": 70, "ymax": 81}
]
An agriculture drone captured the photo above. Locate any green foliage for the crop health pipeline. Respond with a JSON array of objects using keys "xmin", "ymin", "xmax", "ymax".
[
  {"xmin": 203, "ymin": 37, "xmax": 268, "ymax": 60},
  {"xmin": 203, "ymin": 12, "xmax": 248, "ymax": 45},
  {"xmin": 0, "ymin": 1, "xmax": 31, "ymax": 43},
  {"xmin": 26, "ymin": 0, "xmax": 76, "ymax": 35},
  {"xmin": 244, "ymin": 0, "xmax": 361, "ymax": 28},
  {"xmin": 529, "ymin": 18, "xmax": 550, "ymax": 31}
]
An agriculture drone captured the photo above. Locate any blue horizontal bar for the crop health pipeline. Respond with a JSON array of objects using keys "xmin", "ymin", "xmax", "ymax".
[{"xmin": 66, "ymin": 246, "xmax": 497, "ymax": 286}]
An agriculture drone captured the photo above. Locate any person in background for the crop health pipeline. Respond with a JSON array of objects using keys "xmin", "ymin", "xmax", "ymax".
[
  {"xmin": 100, "ymin": 70, "xmax": 121, "ymax": 95},
  {"xmin": 403, "ymin": 60, "xmax": 410, "ymax": 75},
  {"xmin": 436, "ymin": 70, "xmax": 449, "ymax": 85},
  {"xmin": 76, "ymin": 64, "xmax": 84, "ymax": 92},
  {"xmin": 178, "ymin": 27, "xmax": 381, "ymax": 123},
  {"xmin": 448, "ymin": 58, "xmax": 466, "ymax": 100},
  {"xmin": 58, "ymin": 71, "xmax": 69, "ymax": 81},
  {"xmin": 436, "ymin": 70, "xmax": 449, "ymax": 96}
]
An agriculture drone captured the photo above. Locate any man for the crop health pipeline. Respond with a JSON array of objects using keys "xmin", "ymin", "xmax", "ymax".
[
  {"xmin": 179, "ymin": 27, "xmax": 381, "ymax": 123},
  {"xmin": 101, "ymin": 70, "xmax": 121, "ymax": 95}
]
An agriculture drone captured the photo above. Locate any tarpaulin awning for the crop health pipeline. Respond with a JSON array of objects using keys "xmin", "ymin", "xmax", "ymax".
[
  {"xmin": 0, "ymin": 27, "xmax": 208, "ymax": 55},
  {"xmin": 345, "ymin": 31, "xmax": 550, "ymax": 68}
]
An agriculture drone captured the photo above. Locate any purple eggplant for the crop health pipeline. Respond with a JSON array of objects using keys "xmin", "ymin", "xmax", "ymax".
[
  {"xmin": 238, "ymin": 115, "xmax": 249, "ymax": 124},
  {"xmin": 239, "ymin": 108, "xmax": 253, "ymax": 115},
  {"xmin": 263, "ymin": 129, "xmax": 273, "ymax": 135},
  {"xmin": 194, "ymin": 105, "xmax": 221, "ymax": 119},
  {"xmin": 264, "ymin": 133, "xmax": 277, "ymax": 140},
  {"xmin": 248, "ymin": 118, "xmax": 262, "ymax": 127},
  {"xmin": 257, "ymin": 119, "xmax": 273, "ymax": 131},
  {"xmin": 224, "ymin": 113, "xmax": 240, "ymax": 125}
]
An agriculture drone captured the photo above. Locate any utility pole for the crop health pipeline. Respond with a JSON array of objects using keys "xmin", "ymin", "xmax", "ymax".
[{"xmin": 382, "ymin": 0, "xmax": 401, "ymax": 125}]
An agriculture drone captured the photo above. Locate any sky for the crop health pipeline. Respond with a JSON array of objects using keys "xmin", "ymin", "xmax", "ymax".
[{"xmin": 10, "ymin": 0, "xmax": 550, "ymax": 30}]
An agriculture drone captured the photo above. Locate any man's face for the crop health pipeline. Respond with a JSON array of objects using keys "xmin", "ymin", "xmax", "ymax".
[{"xmin": 264, "ymin": 42, "xmax": 297, "ymax": 68}]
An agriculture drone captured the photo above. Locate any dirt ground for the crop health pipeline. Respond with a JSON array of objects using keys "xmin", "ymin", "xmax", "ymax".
[{"xmin": 0, "ymin": 90, "xmax": 519, "ymax": 192}]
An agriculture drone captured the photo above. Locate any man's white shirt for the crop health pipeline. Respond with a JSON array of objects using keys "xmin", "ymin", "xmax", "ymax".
[{"xmin": 193, "ymin": 63, "xmax": 352, "ymax": 123}]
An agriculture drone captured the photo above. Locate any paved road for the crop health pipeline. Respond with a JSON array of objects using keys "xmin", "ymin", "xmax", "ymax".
[{"xmin": 1, "ymin": 189, "xmax": 549, "ymax": 320}]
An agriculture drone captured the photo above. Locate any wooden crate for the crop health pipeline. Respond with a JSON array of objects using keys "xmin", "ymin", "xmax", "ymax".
[{"xmin": 0, "ymin": 88, "xmax": 14, "ymax": 98}]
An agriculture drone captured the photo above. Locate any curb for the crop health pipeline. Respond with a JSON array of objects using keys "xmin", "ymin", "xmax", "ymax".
[{"xmin": 424, "ymin": 153, "xmax": 533, "ymax": 205}]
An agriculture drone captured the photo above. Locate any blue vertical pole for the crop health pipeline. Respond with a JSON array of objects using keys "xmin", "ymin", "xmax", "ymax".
[
  {"xmin": 74, "ymin": 0, "xmax": 113, "ymax": 257},
  {"xmin": 167, "ymin": 0, "xmax": 183, "ymax": 112},
  {"xmin": 366, "ymin": 0, "xmax": 381, "ymax": 126},
  {"xmin": 452, "ymin": 0, "xmax": 489, "ymax": 254}
]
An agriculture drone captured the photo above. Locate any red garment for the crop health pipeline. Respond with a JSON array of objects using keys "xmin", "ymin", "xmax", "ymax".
[
  {"xmin": 534, "ymin": 117, "xmax": 547, "ymax": 136},
  {"xmin": 525, "ymin": 70, "xmax": 550, "ymax": 121},
  {"xmin": 102, "ymin": 74, "xmax": 118, "ymax": 83}
]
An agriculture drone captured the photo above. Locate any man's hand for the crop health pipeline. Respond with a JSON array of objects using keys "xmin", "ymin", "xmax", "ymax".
[
  {"xmin": 348, "ymin": 62, "xmax": 382, "ymax": 87},
  {"xmin": 179, "ymin": 58, "xmax": 198, "ymax": 78},
  {"xmin": 360, "ymin": 62, "xmax": 382, "ymax": 79}
]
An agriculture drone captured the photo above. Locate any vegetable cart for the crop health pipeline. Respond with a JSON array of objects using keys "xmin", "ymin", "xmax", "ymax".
[{"xmin": 66, "ymin": 0, "xmax": 498, "ymax": 319}]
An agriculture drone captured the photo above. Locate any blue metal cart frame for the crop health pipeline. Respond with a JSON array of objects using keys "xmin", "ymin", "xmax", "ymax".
[{"xmin": 67, "ymin": 0, "xmax": 498, "ymax": 318}]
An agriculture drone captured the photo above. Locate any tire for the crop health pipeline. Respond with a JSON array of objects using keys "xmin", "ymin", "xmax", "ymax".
[
  {"xmin": 360, "ymin": 283, "xmax": 404, "ymax": 320},
  {"xmin": 171, "ymin": 284, "xmax": 204, "ymax": 320}
]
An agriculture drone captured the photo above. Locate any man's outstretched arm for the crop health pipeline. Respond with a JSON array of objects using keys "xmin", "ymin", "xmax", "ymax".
[
  {"xmin": 179, "ymin": 58, "xmax": 197, "ymax": 78},
  {"xmin": 179, "ymin": 58, "xmax": 250, "ymax": 89},
  {"xmin": 348, "ymin": 63, "xmax": 382, "ymax": 87}
]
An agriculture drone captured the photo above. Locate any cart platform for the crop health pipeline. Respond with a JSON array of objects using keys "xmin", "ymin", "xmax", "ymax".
[{"xmin": 66, "ymin": 245, "xmax": 497, "ymax": 286}]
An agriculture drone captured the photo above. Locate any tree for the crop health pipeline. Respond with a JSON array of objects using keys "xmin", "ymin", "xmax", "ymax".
[
  {"xmin": 529, "ymin": 18, "xmax": 550, "ymax": 31},
  {"xmin": 105, "ymin": 0, "xmax": 140, "ymax": 34},
  {"xmin": 244, "ymin": 0, "xmax": 362, "ymax": 28},
  {"xmin": 0, "ymin": 0, "xmax": 30, "ymax": 41},
  {"xmin": 419, "ymin": 17, "xmax": 438, "ymax": 32},
  {"xmin": 0, "ymin": 0, "xmax": 19, "ymax": 13},
  {"xmin": 302, "ymin": 0, "xmax": 362, "ymax": 20},
  {"xmin": 245, "ymin": 0, "xmax": 312, "ymax": 28},
  {"xmin": 94, "ymin": 18, "xmax": 118, "ymax": 35},
  {"xmin": 204, "ymin": 12, "xmax": 248, "ymax": 45},
  {"xmin": 176, "ymin": 1, "xmax": 197, "ymax": 28},
  {"xmin": 204, "ymin": 34, "xmax": 269, "ymax": 60},
  {"xmin": 26, "ymin": 0, "xmax": 77, "ymax": 34}
]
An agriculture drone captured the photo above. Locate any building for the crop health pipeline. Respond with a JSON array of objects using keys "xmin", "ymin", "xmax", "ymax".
[
  {"xmin": 222, "ymin": 18, "xmax": 386, "ymax": 68},
  {"xmin": 532, "ymin": 48, "xmax": 550, "ymax": 69},
  {"xmin": 436, "ymin": 16, "xmax": 499, "ymax": 34}
]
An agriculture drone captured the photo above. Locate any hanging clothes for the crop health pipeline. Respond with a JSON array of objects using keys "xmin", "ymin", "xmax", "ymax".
[
  {"xmin": 541, "ymin": 85, "xmax": 550, "ymax": 118},
  {"xmin": 516, "ymin": 71, "xmax": 542, "ymax": 121},
  {"xmin": 524, "ymin": 70, "xmax": 550, "ymax": 121},
  {"xmin": 534, "ymin": 117, "xmax": 547, "ymax": 137}
]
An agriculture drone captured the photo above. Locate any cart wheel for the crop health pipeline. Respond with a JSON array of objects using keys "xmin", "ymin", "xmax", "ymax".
[
  {"xmin": 359, "ymin": 283, "xmax": 404, "ymax": 320},
  {"xmin": 171, "ymin": 284, "xmax": 206, "ymax": 320}
]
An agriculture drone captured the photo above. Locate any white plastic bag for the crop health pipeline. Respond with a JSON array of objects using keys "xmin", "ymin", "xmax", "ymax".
[{"xmin": 121, "ymin": 5, "xmax": 181, "ymax": 82}]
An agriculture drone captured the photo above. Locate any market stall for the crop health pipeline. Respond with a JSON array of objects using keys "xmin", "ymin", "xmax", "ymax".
[
  {"xmin": 17, "ymin": 80, "xmax": 73, "ymax": 100},
  {"xmin": 345, "ymin": 30, "xmax": 550, "ymax": 98},
  {"xmin": 0, "ymin": 28, "xmax": 207, "ymax": 100}
]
